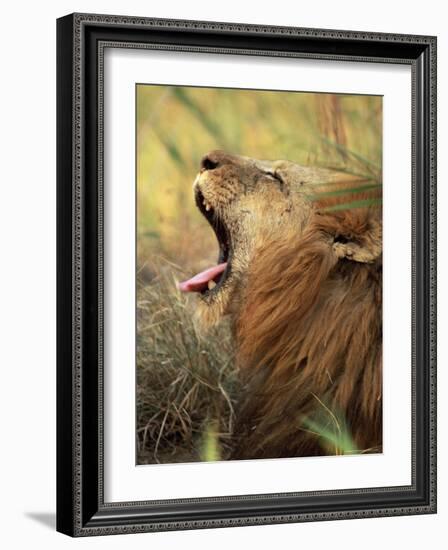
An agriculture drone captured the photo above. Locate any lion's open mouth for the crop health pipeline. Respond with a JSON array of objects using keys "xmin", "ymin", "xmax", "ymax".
[{"xmin": 178, "ymin": 188, "xmax": 232, "ymax": 296}]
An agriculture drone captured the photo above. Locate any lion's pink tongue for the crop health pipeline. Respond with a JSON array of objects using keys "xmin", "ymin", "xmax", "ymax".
[{"xmin": 178, "ymin": 263, "xmax": 227, "ymax": 293}]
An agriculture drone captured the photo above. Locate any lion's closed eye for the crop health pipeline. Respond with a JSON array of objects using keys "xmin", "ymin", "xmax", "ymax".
[{"xmin": 265, "ymin": 171, "xmax": 285, "ymax": 191}]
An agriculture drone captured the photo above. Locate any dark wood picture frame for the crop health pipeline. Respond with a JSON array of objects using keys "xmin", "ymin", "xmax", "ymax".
[{"xmin": 57, "ymin": 13, "xmax": 437, "ymax": 537}]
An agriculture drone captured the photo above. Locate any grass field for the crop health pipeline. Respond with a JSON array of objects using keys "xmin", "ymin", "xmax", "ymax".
[{"xmin": 136, "ymin": 85, "xmax": 382, "ymax": 464}]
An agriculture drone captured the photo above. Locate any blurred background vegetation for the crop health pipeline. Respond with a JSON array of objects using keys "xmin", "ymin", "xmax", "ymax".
[{"xmin": 136, "ymin": 85, "xmax": 382, "ymax": 465}]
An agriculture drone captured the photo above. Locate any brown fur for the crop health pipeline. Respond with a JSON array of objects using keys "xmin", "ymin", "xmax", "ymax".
[
  {"xmin": 231, "ymin": 209, "xmax": 382, "ymax": 459},
  {"xmin": 192, "ymin": 151, "xmax": 382, "ymax": 459}
]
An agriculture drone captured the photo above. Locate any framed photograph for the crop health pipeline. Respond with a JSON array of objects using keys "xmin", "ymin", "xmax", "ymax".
[{"xmin": 56, "ymin": 13, "xmax": 437, "ymax": 536}]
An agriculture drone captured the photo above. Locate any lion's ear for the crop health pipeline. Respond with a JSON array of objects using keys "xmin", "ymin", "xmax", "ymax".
[{"xmin": 331, "ymin": 219, "xmax": 382, "ymax": 264}]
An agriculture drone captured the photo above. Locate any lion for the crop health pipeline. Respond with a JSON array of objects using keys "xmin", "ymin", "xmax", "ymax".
[{"xmin": 178, "ymin": 150, "xmax": 382, "ymax": 460}]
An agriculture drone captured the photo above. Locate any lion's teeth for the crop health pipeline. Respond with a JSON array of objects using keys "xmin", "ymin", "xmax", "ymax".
[
  {"xmin": 208, "ymin": 280, "xmax": 216, "ymax": 290},
  {"xmin": 205, "ymin": 204, "xmax": 211, "ymax": 211}
]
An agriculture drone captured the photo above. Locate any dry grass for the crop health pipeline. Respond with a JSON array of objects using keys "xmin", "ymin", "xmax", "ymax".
[
  {"xmin": 136, "ymin": 261, "xmax": 238, "ymax": 464},
  {"xmin": 136, "ymin": 258, "xmax": 378, "ymax": 463}
]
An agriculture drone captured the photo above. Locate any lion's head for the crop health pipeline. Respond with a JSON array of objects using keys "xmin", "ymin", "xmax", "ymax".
[
  {"xmin": 179, "ymin": 150, "xmax": 382, "ymax": 459},
  {"xmin": 179, "ymin": 149, "xmax": 381, "ymax": 327}
]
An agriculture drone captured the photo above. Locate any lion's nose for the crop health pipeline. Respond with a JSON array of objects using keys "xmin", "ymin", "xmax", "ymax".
[{"xmin": 200, "ymin": 150, "xmax": 233, "ymax": 172}]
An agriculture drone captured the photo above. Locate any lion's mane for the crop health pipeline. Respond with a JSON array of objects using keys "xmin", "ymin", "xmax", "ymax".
[{"xmin": 230, "ymin": 208, "xmax": 382, "ymax": 459}]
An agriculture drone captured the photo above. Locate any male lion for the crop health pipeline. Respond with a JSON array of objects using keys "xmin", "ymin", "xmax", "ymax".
[{"xmin": 179, "ymin": 150, "xmax": 382, "ymax": 459}]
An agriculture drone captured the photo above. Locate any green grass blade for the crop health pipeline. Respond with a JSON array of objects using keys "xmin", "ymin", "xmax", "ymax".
[
  {"xmin": 319, "ymin": 198, "xmax": 382, "ymax": 212},
  {"xmin": 172, "ymin": 88, "xmax": 228, "ymax": 145},
  {"xmin": 311, "ymin": 160, "xmax": 381, "ymax": 182},
  {"xmin": 309, "ymin": 177, "xmax": 377, "ymax": 187},
  {"xmin": 309, "ymin": 183, "xmax": 382, "ymax": 200},
  {"xmin": 201, "ymin": 421, "xmax": 221, "ymax": 462},
  {"xmin": 302, "ymin": 416, "xmax": 357, "ymax": 455},
  {"xmin": 151, "ymin": 126, "xmax": 186, "ymax": 168},
  {"xmin": 319, "ymin": 135, "xmax": 380, "ymax": 174}
]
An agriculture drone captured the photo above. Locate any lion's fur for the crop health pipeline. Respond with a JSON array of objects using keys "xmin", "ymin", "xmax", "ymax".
[
  {"xmin": 192, "ymin": 151, "xmax": 382, "ymax": 459},
  {"xmin": 231, "ymin": 208, "xmax": 382, "ymax": 458}
]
